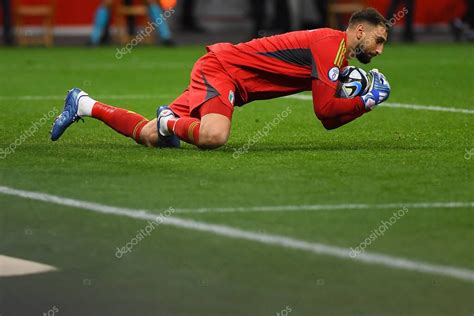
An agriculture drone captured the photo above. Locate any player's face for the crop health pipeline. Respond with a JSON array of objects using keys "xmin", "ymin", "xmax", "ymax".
[{"xmin": 356, "ymin": 24, "xmax": 388, "ymax": 64}]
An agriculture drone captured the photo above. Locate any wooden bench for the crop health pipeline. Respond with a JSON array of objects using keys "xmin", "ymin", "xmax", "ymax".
[{"xmin": 13, "ymin": 0, "xmax": 56, "ymax": 46}]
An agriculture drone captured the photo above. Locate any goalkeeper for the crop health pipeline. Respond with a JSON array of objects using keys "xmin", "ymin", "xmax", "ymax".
[{"xmin": 52, "ymin": 8, "xmax": 391, "ymax": 150}]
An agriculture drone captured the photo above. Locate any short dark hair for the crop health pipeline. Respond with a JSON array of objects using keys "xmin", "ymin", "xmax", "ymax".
[{"xmin": 348, "ymin": 8, "xmax": 390, "ymax": 32}]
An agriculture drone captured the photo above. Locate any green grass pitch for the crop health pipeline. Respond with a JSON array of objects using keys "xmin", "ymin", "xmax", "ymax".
[{"xmin": 0, "ymin": 43, "xmax": 473, "ymax": 315}]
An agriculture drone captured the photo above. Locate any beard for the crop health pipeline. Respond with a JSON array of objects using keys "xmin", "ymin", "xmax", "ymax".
[{"xmin": 355, "ymin": 47, "xmax": 372, "ymax": 64}]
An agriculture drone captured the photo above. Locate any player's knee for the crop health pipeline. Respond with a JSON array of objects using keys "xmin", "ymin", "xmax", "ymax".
[{"xmin": 198, "ymin": 129, "xmax": 229, "ymax": 149}]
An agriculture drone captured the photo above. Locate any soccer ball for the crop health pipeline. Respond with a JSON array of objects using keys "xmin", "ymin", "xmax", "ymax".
[{"xmin": 336, "ymin": 66, "xmax": 371, "ymax": 98}]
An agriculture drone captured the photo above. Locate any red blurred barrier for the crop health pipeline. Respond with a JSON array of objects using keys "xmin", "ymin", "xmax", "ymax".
[
  {"xmin": 0, "ymin": 0, "xmax": 467, "ymax": 27},
  {"xmin": 367, "ymin": 0, "xmax": 466, "ymax": 25}
]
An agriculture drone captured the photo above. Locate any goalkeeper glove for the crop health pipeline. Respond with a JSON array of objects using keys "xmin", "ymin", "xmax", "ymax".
[{"xmin": 361, "ymin": 70, "xmax": 391, "ymax": 110}]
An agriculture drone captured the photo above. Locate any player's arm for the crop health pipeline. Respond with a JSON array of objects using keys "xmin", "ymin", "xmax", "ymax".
[
  {"xmin": 309, "ymin": 36, "xmax": 367, "ymax": 129},
  {"xmin": 312, "ymin": 70, "xmax": 391, "ymax": 130},
  {"xmin": 312, "ymin": 79, "xmax": 367, "ymax": 123},
  {"xmin": 319, "ymin": 111, "xmax": 365, "ymax": 130},
  {"xmin": 309, "ymin": 35, "xmax": 390, "ymax": 130}
]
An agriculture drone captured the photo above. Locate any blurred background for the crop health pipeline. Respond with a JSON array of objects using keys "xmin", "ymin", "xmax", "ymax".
[{"xmin": 0, "ymin": 0, "xmax": 472, "ymax": 47}]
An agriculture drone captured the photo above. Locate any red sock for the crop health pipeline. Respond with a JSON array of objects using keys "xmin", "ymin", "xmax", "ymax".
[
  {"xmin": 167, "ymin": 117, "xmax": 200, "ymax": 145},
  {"xmin": 91, "ymin": 102, "xmax": 149, "ymax": 143}
]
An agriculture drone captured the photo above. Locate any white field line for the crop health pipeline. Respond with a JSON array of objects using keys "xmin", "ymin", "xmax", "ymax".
[
  {"xmin": 1, "ymin": 93, "xmax": 473, "ymax": 115},
  {"xmin": 1, "ymin": 62, "xmax": 190, "ymax": 71},
  {"xmin": 1, "ymin": 185, "xmax": 473, "ymax": 283},
  {"xmin": 285, "ymin": 94, "xmax": 474, "ymax": 114},
  {"xmin": 0, "ymin": 255, "xmax": 58, "ymax": 277},
  {"xmin": 174, "ymin": 201, "xmax": 474, "ymax": 214},
  {"xmin": 0, "ymin": 94, "xmax": 173, "ymax": 101}
]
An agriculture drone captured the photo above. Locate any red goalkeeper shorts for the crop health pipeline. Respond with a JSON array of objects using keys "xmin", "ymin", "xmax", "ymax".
[{"xmin": 169, "ymin": 52, "xmax": 237, "ymax": 120}]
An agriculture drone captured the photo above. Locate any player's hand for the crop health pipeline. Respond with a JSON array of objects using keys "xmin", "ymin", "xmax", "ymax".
[{"xmin": 361, "ymin": 70, "xmax": 391, "ymax": 110}]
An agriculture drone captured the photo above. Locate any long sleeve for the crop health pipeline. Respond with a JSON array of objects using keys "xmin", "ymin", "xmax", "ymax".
[{"xmin": 312, "ymin": 79, "xmax": 368, "ymax": 129}]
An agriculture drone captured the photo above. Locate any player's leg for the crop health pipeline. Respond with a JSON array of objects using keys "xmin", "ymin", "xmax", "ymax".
[
  {"xmin": 51, "ymin": 89, "xmax": 149, "ymax": 145},
  {"xmin": 90, "ymin": 0, "xmax": 113, "ymax": 45},
  {"xmin": 165, "ymin": 114, "xmax": 230, "ymax": 149},
  {"xmin": 139, "ymin": 110, "xmax": 231, "ymax": 149},
  {"xmin": 156, "ymin": 96, "xmax": 233, "ymax": 149},
  {"xmin": 139, "ymin": 102, "xmax": 232, "ymax": 149},
  {"xmin": 155, "ymin": 51, "xmax": 236, "ymax": 149},
  {"xmin": 197, "ymin": 113, "xmax": 231, "ymax": 149},
  {"xmin": 142, "ymin": 52, "xmax": 235, "ymax": 149},
  {"xmin": 138, "ymin": 118, "xmax": 159, "ymax": 147},
  {"xmin": 145, "ymin": 0, "xmax": 173, "ymax": 45}
]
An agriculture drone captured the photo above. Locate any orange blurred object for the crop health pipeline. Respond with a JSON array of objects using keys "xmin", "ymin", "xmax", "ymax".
[{"xmin": 159, "ymin": 0, "xmax": 176, "ymax": 10}]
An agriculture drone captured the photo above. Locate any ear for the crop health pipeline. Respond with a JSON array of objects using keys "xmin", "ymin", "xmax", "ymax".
[{"xmin": 355, "ymin": 24, "xmax": 365, "ymax": 40}]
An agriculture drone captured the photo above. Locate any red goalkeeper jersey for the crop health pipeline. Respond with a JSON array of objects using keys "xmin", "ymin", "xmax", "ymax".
[{"xmin": 207, "ymin": 28, "xmax": 349, "ymax": 105}]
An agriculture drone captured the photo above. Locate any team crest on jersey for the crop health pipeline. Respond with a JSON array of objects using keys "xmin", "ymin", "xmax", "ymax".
[
  {"xmin": 228, "ymin": 90, "xmax": 235, "ymax": 105},
  {"xmin": 328, "ymin": 67, "xmax": 340, "ymax": 82}
]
